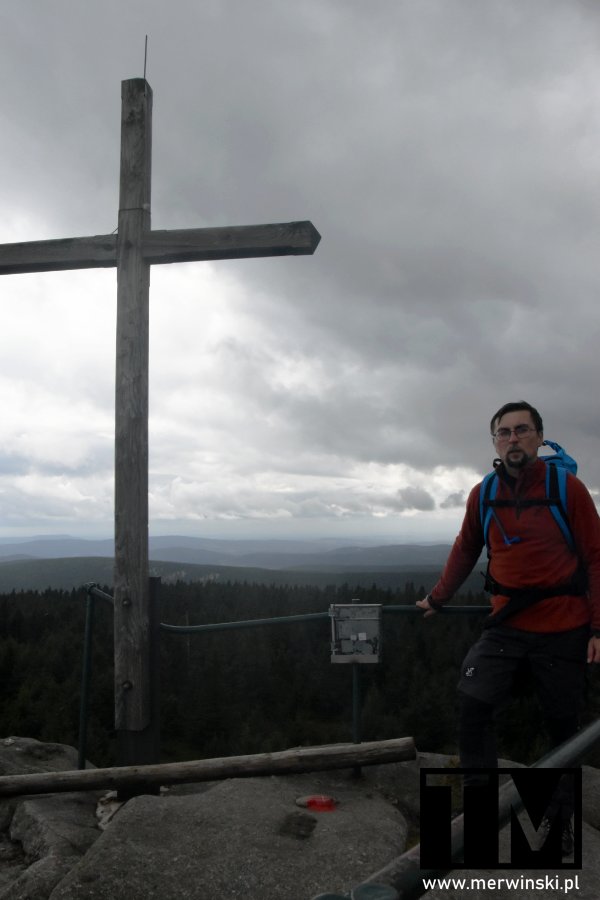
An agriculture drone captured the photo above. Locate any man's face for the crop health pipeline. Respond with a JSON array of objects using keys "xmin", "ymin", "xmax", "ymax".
[{"xmin": 492, "ymin": 410, "xmax": 543, "ymax": 474}]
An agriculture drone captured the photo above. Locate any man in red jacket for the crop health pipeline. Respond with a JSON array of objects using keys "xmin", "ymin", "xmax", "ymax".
[{"xmin": 416, "ymin": 401, "xmax": 600, "ymax": 852}]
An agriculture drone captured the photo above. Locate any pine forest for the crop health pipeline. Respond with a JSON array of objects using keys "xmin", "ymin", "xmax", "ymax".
[{"xmin": 1, "ymin": 579, "xmax": 599, "ymax": 770}]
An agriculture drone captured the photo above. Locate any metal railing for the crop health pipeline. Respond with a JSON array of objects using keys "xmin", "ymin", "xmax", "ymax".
[
  {"xmin": 78, "ymin": 583, "xmax": 489, "ymax": 767},
  {"xmin": 78, "ymin": 585, "xmax": 114, "ymax": 769}
]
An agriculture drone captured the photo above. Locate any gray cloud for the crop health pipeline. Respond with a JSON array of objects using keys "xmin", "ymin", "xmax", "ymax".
[
  {"xmin": 440, "ymin": 491, "xmax": 466, "ymax": 510},
  {"xmin": 2, "ymin": 0, "xmax": 600, "ymax": 538},
  {"xmin": 392, "ymin": 487, "xmax": 436, "ymax": 512}
]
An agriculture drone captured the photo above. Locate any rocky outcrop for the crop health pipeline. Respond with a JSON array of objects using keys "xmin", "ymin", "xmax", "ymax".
[
  {"xmin": 0, "ymin": 737, "xmax": 411, "ymax": 900},
  {"xmin": 50, "ymin": 775, "xmax": 407, "ymax": 900},
  {"xmin": 0, "ymin": 738, "xmax": 100, "ymax": 899},
  {"xmin": 1, "ymin": 737, "xmax": 599, "ymax": 899}
]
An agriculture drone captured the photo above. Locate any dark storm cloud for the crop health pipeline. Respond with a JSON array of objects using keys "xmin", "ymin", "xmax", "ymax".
[{"xmin": 2, "ymin": 0, "xmax": 600, "ymax": 537}]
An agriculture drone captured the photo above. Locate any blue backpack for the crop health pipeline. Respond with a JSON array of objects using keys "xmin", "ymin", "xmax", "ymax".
[{"xmin": 479, "ymin": 440, "xmax": 577, "ymax": 552}]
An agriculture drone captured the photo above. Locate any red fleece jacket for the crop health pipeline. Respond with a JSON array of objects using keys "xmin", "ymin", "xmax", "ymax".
[{"xmin": 430, "ymin": 458, "xmax": 600, "ymax": 632}]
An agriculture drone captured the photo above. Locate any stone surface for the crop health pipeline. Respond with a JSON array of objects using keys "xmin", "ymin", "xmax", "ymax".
[
  {"xmin": 582, "ymin": 765, "xmax": 600, "ymax": 831},
  {"xmin": 0, "ymin": 835, "xmax": 27, "ymax": 894},
  {"xmin": 367, "ymin": 751, "xmax": 458, "ymax": 824},
  {"xmin": 49, "ymin": 774, "xmax": 408, "ymax": 900},
  {"xmin": 0, "ymin": 738, "xmax": 83, "ymax": 778},
  {"xmin": 10, "ymin": 794, "xmax": 100, "ymax": 860},
  {"xmin": 0, "ymin": 738, "xmax": 100, "ymax": 900},
  {"xmin": 2, "ymin": 737, "xmax": 600, "ymax": 900}
]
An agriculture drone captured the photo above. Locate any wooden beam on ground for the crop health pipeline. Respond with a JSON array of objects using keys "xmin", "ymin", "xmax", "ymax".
[{"xmin": 0, "ymin": 737, "xmax": 416, "ymax": 798}]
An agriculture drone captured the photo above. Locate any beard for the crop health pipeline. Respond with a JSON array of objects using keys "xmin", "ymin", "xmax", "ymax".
[{"xmin": 505, "ymin": 448, "xmax": 530, "ymax": 469}]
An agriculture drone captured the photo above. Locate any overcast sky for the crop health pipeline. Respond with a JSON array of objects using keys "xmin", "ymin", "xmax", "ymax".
[{"xmin": 1, "ymin": 0, "xmax": 600, "ymax": 543}]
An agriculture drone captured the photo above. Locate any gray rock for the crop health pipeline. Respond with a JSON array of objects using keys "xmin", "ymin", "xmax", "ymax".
[
  {"xmin": 0, "ymin": 736, "xmax": 92, "ymax": 832},
  {"xmin": 1, "ymin": 855, "xmax": 80, "ymax": 900},
  {"xmin": 10, "ymin": 794, "xmax": 100, "ymax": 860},
  {"xmin": 0, "ymin": 738, "xmax": 100, "ymax": 900},
  {"xmin": 367, "ymin": 751, "xmax": 460, "ymax": 823},
  {"xmin": 582, "ymin": 765, "xmax": 600, "ymax": 831},
  {"xmin": 0, "ymin": 738, "xmax": 82, "ymax": 778},
  {"xmin": 0, "ymin": 834, "xmax": 27, "ymax": 894},
  {"xmin": 2, "ymin": 739, "xmax": 599, "ymax": 900},
  {"xmin": 49, "ymin": 775, "xmax": 408, "ymax": 900}
]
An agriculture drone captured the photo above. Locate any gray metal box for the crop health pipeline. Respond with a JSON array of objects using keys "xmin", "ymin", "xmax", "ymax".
[{"xmin": 329, "ymin": 602, "xmax": 382, "ymax": 664}]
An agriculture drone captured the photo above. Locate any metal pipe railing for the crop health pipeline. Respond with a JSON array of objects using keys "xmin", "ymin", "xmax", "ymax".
[
  {"xmin": 159, "ymin": 605, "xmax": 491, "ymax": 634},
  {"xmin": 85, "ymin": 583, "xmax": 116, "ymax": 607},
  {"xmin": 159, "ymin": 610, "xmax": 330, "ymax": 633},
  {"xmin": 158, "ymin": 604, "xmax": 489, "ymax": 754},
  {"xmin": 77, "ymin": 589, "xmax": 95, "ymax": 770},
  {"xmin": 329, "ymin": 716, "xmax": 600, "ymax": 900},
  {"xmin": 76, "ymin": 590, "xmax": 490, "ymax": 770},
  {"xmin": 384, "ymin": 605, "xmax": 489, "ymax": 615},
  {"xmin": 78, "ymin": 584, "xmax": 114, "ymax": 769}
]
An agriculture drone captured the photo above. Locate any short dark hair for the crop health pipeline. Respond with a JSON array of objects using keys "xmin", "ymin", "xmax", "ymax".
[{"xmin": 490, "ymin": 401, "xmax": 543, "ymax": 435}]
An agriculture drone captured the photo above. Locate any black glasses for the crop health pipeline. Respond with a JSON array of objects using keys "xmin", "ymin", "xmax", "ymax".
[{"xmin": 492, "ymin": 425, "xmax": 536, "ymax": 443}]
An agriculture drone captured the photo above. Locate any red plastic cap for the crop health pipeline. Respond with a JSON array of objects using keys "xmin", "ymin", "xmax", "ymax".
[{"xmin": 305, "ymin": 795, "xmax": 337, "ymax": 812}]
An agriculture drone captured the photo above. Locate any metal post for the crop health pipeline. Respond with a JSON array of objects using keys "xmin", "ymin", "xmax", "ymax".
[
  {"xmin": 352, "ymin": 663, "xmax": 363, "ymax": 778},
  {"xmin": 78, "ymin": 587, "xmax": 96, "ymax": 770},
  {"xmin": 352, "ymin": 663, "xmax": 361, "ymax": 744}
]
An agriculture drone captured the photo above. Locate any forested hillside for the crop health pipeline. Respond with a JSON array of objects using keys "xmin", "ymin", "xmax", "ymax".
[{"xmin": 1, "ymin": 580, "xmax": 599, "ymax": 769}]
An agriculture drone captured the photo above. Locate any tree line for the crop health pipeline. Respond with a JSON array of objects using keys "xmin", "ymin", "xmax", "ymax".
[{"xmin": 0, "ymin": 580, "xmax": 599, "ymax": 768}]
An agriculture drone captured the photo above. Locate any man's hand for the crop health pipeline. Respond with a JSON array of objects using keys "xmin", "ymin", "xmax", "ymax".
[
  {"xmin": 587, "ymin": 636, "xmax": 600, "ymax": 664},
  {"xmin": 416, "ymin": 597, "xmax": 437, "ymax": 618}
]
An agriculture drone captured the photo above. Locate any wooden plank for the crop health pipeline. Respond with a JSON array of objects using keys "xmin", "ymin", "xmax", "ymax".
[
  {"xmin": 0, "ymin": 737, "xmax": 416, "ymax": 798},
  {"xmin": 113, "ymin": 78, "xmax": 152, "ymax": 737},
  {"xmin": 115, "ymin": 577, "xmax": 161, "ymax": 778},
  {"xmin": 0, "ymin": 234, "xmax": 117, "ymax": 274},
  {"xmin": 0, "ymin": 220, "xmax": 320, "ymax": 275},
  {"xmin": 0, "ymin": 221, "xmax": 321, "ymax": 275},
  {"xmin": 143, "ymin": 221, "xmax": 321, "ymax": 264}
]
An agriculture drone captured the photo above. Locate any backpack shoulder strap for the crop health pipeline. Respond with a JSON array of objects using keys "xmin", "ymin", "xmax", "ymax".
[
  {"xmin": 480, "ymin": 471, "xmax": 498, "ymax": 549},
  {"xmin": 545, "ymin": 464, "xmax": 575, "ymax": 552}
]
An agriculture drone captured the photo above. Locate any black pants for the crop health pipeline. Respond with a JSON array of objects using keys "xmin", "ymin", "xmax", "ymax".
[{"xmin": 457, "ymin": 624, "xmax": 588, "ymax": 816}]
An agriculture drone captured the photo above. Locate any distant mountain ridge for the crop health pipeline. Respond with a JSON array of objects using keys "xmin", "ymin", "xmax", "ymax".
[
  {"xmin": 0, "ymin": 535, "xmax": 463, "ymax": 571},
  {"xmin": 0, "ymin": 536, "xmax": 491, "ymax": 593}
]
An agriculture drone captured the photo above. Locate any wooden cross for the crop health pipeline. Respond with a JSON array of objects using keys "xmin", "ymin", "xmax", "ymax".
[{"xmin": 0, "ymin": 79, "xmax": 320, "ymax": 763}]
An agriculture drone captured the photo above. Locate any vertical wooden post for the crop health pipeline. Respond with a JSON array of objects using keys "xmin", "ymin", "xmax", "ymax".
[
  {"xmin": 115, "ymin": 578, "xmax": 162, "ymax": 793},
  {"xmin": 114, "ymin": 78, "xmax": 153, "ymax": 761}
]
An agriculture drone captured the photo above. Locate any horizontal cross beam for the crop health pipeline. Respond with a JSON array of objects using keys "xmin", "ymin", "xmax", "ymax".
[{"xmin": 0, "ymin": 220, "xmax": 321, "ymax": 275}]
